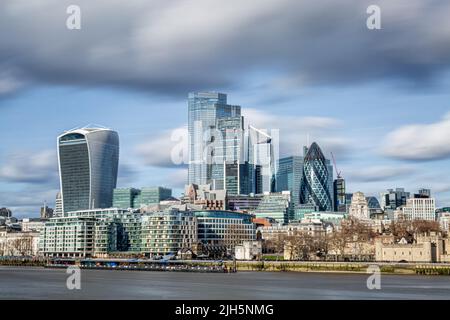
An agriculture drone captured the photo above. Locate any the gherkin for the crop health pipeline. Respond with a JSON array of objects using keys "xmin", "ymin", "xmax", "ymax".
[{"xmin": 300, "ymin": 142, "xmax": 333, "ymax": 211}]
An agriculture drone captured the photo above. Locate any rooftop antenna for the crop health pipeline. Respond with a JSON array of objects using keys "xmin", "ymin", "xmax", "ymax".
[{"xmin": 330, "ymin": 152, "xmax": 342, "ymax": 179}]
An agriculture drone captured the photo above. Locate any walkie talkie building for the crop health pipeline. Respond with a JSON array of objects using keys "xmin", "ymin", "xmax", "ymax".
[{"xmin": 57, "ymin": 126, "xmax": 119, "ymax": 213}]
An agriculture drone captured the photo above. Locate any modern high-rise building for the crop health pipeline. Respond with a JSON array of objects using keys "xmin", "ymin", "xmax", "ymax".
[
  {"xmin": 248, "ymin": 126, "xmax": 277, "ymax": 194},
  {"xmin": 333, "ymin": 177, "xmax": 346, "ymax": 212},
  {"xmin": 396, "ymin": 197, "xmax": 436, "ymax": 221},
  {"xmin": 113, "ymin": 187, "xmax": 172, "ymax": 209},
  {"xmin": 300, "ymin": 142, "xmax": 333, "ymax": 211},
  {"xmin": 211, "ymin": 115, "xmax": 250, "ymax": 194},
  {"xmin": 188, "ymin": 92, "xmax": 241, "ymax": 186},
  {"xmin": 54, "ymin": 192, "xmax": 63, "ymax": 217},
  {"xmin": 57, "ymin": 126, "xmax": 119, "ymax": 213},
  {"xmin": 276, "ymin": 156, "xmax": 304, "ymax": 207},
  {"xmin": 40, "ymin": 205, "xmax": 54, "ymax": 219},
  {"xmin": 113, "ymin": 188, "xmax": 141, "ymax": 209},
  {"xmin": 380, "ymin": 188, "xmax": 410, "ymax": 211},
  {"xmin": 252, "ymin": 191, "xmax": 292, "ymax": 224}
]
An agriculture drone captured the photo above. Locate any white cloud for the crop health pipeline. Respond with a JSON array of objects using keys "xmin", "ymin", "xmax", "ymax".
[
  {"xmin": 383, "ymin": 112, "xmax": 450, "ymax": 161},
  {"xmin": 135, "ymin": 109, "xmax": 347, "ymax": 168},
  {"xmin": 346, "ymin": 165, "xmax": 415, "ymax": 183},
  {"xmin": 0, "ymin": 150, "xmax": 58, "ymax": 184},
  {"xmin": 135, "ymin": 126, "xmax": 188, "ymax": 168},
  {"xmin": 243, "ymin": 108, "xmax": 348, "ymax": 157}
]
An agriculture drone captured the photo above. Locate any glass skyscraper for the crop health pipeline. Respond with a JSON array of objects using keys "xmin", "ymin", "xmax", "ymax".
[
  {"xmin": 300, "ymin": 142, "xmax": 333, "ymax": 211},
  {"xmin": 188, "ymin": 92, "xmax": 241, "ymax": 186},
  {"xmin": 113, "ymin": 187, "xmax": 172, "ymax": 209},
  {"xmin": 248, "ymin": 126, "xmax": 277, "ymax": 194},
  {"xmin": 58, "ymin": 126, "xmax": 119, "ymax": 213},
  {"xmin": 276, "ymin": 156, "xmax": 304, "ymax": 206}
]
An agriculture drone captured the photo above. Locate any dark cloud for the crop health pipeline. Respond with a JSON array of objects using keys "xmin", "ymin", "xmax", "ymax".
[{"xmin": 0, "ymin": 0, "xmax": 449, "ymax": 97}]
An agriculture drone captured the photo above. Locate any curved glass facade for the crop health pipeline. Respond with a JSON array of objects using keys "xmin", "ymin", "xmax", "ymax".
[
  {"xmin": 58, "ymin": 128, "xmax": 119, "ymax": 213},
  {"xmin": 300, "ymin": 142, "xmax": 333, "ymax": 211}
]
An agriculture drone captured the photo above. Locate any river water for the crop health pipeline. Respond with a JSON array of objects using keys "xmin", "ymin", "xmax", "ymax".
[{"xmin": 0, "ymin": 266, "xmax": 449, "ymax": 300}]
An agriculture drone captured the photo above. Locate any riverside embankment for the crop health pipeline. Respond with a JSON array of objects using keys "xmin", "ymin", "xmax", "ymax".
[{"xmin": 1, "ymin": 258, "xmax": 450, "ymax": 275}]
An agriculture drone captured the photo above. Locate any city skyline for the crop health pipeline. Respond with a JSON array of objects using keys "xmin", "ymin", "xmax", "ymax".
[
  {"xmin": 2, "ymin": 1, "xmax": 450, "ymax": 217},
  {"xmin": 0, "ymin": 89, "xmax": 450, "ymax": 217}
]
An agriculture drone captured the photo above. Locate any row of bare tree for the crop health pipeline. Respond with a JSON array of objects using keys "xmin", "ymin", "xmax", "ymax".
[{"xmin": 262, "ymin": 218, "xmax": 442, "ymax": 261}]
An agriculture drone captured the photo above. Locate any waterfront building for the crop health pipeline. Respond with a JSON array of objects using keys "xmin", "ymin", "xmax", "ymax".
[
  {"xmin": 193, "ymin": 210, "xmax": 255, "ymax": 251},
  {"xmin": 349, "ymin": 191, "xmax": 370, "ymax": 220},
  {"xmin": 375, "ymin": 232, "xmax": 450, "ymax": 263},
  {"xmin": 188, "ymin": 92, "xmax": 241, "ymax": 186},
  {"xmin": 300, "ymin": 142, "xmax": 333, "ymax": 211},
  {"xmin": 252, "ymin": 191, "xmax": 292, "ymax": 224},
  {"xmin": 0, "ymin": 229, "xmax": 40, "ymax": 257},
  {"xmin": 234, "ymin": 241, "xmax": 262, "ymax": 260},
  {"xmin": 21, "ymin": 218, "xmax": 45, "ymax": 233},
  {"xmin": 141, "ymin": 209, "xmax": 197, "ymax": 256},
  {"xmin": 258, "ymin": 219, "xmax": 326, "ymax": 242},
  {"xmin": 396, "ymin": 196, "xmax": 436, "ymax": 221},
  {"xmin": 40, "ymin": 208, "xmax": 141, "ymax": 258},
  {"xmin": 57, "ymin": 126, "xmax": 119, "ymax": 213},
  {"xmin": 276, "ymin": 156, "xmax": 303, "ymax": 207}
]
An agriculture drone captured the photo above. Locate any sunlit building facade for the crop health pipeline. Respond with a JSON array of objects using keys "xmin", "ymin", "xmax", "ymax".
[
  {"xmin": 57, "ymin": 127, "xmax": 119, "ymax": 213},
  {"xmin": 300, "ymin": 142, "xmax": 333, "ymax": 211}
]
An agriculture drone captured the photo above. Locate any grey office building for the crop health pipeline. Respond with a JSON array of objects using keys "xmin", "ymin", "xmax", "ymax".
[{"xmin": 58, "ymin": 126, "xmax": 119, "ymax": 213}]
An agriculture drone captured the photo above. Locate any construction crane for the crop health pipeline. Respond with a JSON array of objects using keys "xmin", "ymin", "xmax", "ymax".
[{"xmin": 330, "ymin": 152, "xmax": 342, "ymax": 179}]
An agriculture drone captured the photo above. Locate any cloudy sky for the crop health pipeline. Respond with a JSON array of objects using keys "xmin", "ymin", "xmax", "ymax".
[{"xmin": 1, "ymin": 0, "xmax": 450, "ymax": 218}]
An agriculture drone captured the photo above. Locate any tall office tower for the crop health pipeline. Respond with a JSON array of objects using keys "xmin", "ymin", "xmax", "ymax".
[
  {"xmin": 57, "ymin": 126, "xmax": 119, "ymax": 213},
  {"xmin": 188, "ymin": 92, "xmax": 241, "ymax": 186},
  {"xmin": 276, "ymin": 156, "xmax": 304, "ymax": 206},
  {"xmin": 380, "ymin": 188, "xmax": 410, "ymax": 211},
  {"xmin": 54, "ymin": 192, "xmax": 63, "ymax": 216},
  {"xmin": 40, "ymin": 204, "xmax": 54, "ymax": 219},
  {"xmin": 333, "ymin": 177, "xmax": 346, "ymax": 212},
  {"xmin": 300, "ymin": 142, "xmax": 333, "ymax": 211},
  {"xmin": 211, "ymin": 116, "xmax": 248, "ymax": 194},
  {"xmin": 248, "ymin": 125, "xmax": 277, "ymax": 194}
]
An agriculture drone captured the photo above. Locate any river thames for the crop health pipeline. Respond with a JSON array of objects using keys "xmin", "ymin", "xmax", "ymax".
[{"xmin": 0, "ymin": 266, "xmax": 449, "ymax": 300}]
